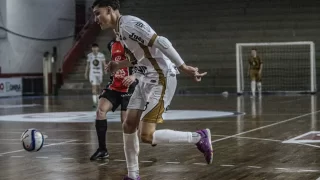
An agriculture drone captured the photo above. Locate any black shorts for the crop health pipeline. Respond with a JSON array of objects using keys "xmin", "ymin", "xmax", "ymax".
[{"xmin": 99, "ymin": 89, "xmax": 133, "ymax": 112}]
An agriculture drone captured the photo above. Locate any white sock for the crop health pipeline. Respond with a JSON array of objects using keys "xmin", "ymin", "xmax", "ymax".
[
  {"xmin": 123, "ymin": 131, "xmax": 140, "ymax": 179},
  {"xmin": 92, "ymin": 95, "xmax": 97, "ymax": 104},
  {"xmin": 152, "ymin": 129, "xmax": 201, "ymax": 144},
  {"xmin": 257, "ymin": 82, "xmax": 262, "ymax": 95},
  {"xmin": 251, "ymin": 81, "xmax": 256, "ymax": 96}
]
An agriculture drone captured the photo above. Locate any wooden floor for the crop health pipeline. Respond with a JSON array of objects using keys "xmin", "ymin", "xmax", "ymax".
[{"xmin": 0, "ymin": 94, "xmax": 319, "ymax": 180}]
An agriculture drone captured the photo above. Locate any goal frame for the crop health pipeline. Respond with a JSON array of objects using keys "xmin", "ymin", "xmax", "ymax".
[{"xmin": 236, "ymin": 41, "xmax": 316, "ymax": 95}]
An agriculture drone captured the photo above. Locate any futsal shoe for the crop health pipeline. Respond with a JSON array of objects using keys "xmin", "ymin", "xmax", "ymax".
[
  {"xmin": 195, "ymin": 129, "xmax": 213, "ymax": 164},
  {"xmin": 90, "ymin": 149, "xmax": 109, "ymax": 161},
  {"xmin": 123, "ymin": 176, "xmax": 140, "ymax": 180}
]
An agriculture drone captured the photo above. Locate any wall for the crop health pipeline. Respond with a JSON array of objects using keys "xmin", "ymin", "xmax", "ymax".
[
  {"xmin": 0, "ymin": 0, "xmax": 75, "ymax": 74},
  {"xmin": 0, "ymin": 0, "xmax": 6, "ymax": 39}
]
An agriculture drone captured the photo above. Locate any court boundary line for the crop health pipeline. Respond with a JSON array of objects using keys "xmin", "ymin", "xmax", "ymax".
[
  {"xmin": 0, "ymin": 139, "xmax": 78, "ymax": 155},
  {"xmin": 211, "ymin": 109, "xmax": 320, "ymax": 143}
]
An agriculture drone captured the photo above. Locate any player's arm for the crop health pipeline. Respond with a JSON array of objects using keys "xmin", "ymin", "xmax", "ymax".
[
  {"xmin": 152, "ymin": 36, "xmax": 206, "ymax": 81},
  {"xmin": 259, "ymin": 58, "xmax": 263, "ymax": 74},
  {"xmin": 122, "ymin": 20, "xmax": 206, "ymax": 81},
  {"xmin": 247, "ymin": 59, "xmax": 251, "ymax": 76},
  {"xmin": 85, "ymin": 56, "xmax": 90, "ymax": 79}
]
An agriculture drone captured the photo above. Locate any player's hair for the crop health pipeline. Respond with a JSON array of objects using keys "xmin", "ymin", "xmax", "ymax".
[
  {"xmin": 251, "ymin": 48, "xmax": 257, "ymax": 51},
  {"xmin": 92, "ymin": 0, "xmax": 120, "ymax": 10},
  {"xmin": 92, "ymin": 43, "xmax": 99, "ymax": 47}
]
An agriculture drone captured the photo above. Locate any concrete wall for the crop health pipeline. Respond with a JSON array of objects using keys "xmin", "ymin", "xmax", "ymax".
[{"xmin": 0, "ymin": 0, "xmax": 75, "ymax": 74}]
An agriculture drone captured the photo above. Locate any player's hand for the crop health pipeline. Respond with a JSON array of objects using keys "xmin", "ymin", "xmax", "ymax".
[
  {"xmin": 104, "ymin": 62, "xmax": 109, "ymax": 73},
  {"xmin": 178, "ymin": 64, "xmax": 207, "ymax": 82},
  {"xmin": 105, "ymin": 61, "xmax": 119, "ymax": 73},
  {"xmin": 122, "ymin": 75, "xmax": 136, "ymax": 87}
]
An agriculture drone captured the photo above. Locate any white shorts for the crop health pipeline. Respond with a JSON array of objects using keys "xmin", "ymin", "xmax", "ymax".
[
  {"xmin": 89, "ymin": 74, "xmax": 103, "ymax": 85},
  {"xmin": 127, "ymin": 74, "xmax": 177, "ymax": 123}
]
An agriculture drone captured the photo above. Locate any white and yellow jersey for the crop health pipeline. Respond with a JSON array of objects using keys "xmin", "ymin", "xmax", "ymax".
[
  {"xmin": 87, "ymin": 52, "xmax": 105, "ymax": 75},
  {"xmin": 116, "ymin": 15, "xmax": 177, "ymax": 84}
]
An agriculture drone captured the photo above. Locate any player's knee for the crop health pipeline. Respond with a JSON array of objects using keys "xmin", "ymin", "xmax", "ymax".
[
  {"xmin": 122, "ymin": 119, "xmax": 137, "ymax": 133},
  {"xmin": 140, "ymin": 132, "xmax": 153, "ymax": 144},
  {"xmin": 96, "ymin": 107, "xmax": 107, "ymax": 120}
]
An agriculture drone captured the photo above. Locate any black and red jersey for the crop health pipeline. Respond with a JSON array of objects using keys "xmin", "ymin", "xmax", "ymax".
[{"xmin": 106, "ymin": 40, "xmax": 136, "ymax": 93}]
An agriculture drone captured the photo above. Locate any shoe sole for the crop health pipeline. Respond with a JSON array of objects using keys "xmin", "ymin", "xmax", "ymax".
[
  {"xmin": 90, "ymin": 154, "xmax": 110, "ymax": 161},
  {"xmin": 205, "ymin": 128, "xmax": 213, "ymax": 164}
]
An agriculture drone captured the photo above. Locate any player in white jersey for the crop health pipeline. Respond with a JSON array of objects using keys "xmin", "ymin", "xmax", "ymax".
[
  {"xmin": 92, "ymin": 1, "xmax": 213, "ymax": 180},
  {"xmin": 85, "ymin": 43, "xmax": 106, "ymax": 107}
]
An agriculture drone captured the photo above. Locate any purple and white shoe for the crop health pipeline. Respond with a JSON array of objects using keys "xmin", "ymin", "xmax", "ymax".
[
  {"xmin": 195, "ymin": 128, "xmax": 213, "ymax": 164},
  {"xmin": 123, "ymin": 176, "xmax": 141, "ymax": 180}
]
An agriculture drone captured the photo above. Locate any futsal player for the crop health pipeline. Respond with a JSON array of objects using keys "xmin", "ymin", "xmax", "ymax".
[
  {"xmin": 90, "ymin": 35, "xmax": 138, "ymax": 161},
  {"xmin": 248, "ymin": 48, "xmax": 263, "ymax": 97},
  {"xmin": 85, "ymin": 43, "xmax": 106, "ymax": 107},
  {"xmin": 92, "ymin": 1, "xmax": 213, "ymax": 179}
]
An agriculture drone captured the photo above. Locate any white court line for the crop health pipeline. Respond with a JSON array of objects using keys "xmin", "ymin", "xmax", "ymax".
[
  {"xmin": 298, "ymin": 170, "xmax": 319, "ymax": 173},
  {"xmin": 0, "ymin": 140, "xmax": 78, "ymax": 155},
  {"xmin": 248, "ymin": 166, "xmax": 261, "ymax": 169},
  {"xmin": 212, "ymin": 135, "xmax": 281, "ymax": 143},
  {"xmin": 62, "ymin": 158, "xmax": 74, "ymax": 160},
  {"xmin": 140, "ymin": 160, "xmax": 153, "ymax": 163},
  {"xmin": 275, "ymin": 168, "xmax": 289, "ymax": 170},
  {"xmin": 220, "ymin": 164, "xmax": 235, "ymax": 167},
  {"xmin": 11, "ymin": 156, "xmax": 24, "ymax": 158},
  {"xmin": 212, "ymin": 110, "xmax": 320, "ymax": 143},
  {"xmin": 299, "ymin": 143, "xmax": 320, "ymax": 149},
  {"xmin": 36, "ymin": 157, "xmax": 48, "ymax": 159},
  {"xmin": 193, "ymin": 163, "xmax": 207, "ymax": 166},
  {"xmin": 0, "ymin": 139, "xmax": 75, "ymax": 141},
  {"xmin": 166, "ymin": 162, "xmax": 180, "ymax": 164},
  {"xmin": 98, "ymin": 162, "xmax": 109, "ymax": 166},
  {"xmin": 113, "ymin": 159, "xmax": 126, "ymax": 162}
]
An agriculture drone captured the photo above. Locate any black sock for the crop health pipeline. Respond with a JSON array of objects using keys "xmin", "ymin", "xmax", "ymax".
[{"xmin": 95, "ymin": 119, "xmax": 108, "ymax": 151}]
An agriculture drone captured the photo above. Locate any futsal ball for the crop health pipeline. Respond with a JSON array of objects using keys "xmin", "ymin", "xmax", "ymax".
[{"xmin": 21, "ymin": 128, "xmax": 44, "ymax": 152}]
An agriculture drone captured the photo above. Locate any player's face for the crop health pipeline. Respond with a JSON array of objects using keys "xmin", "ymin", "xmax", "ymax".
[
  {"xmin": 92, "ymin": 47, "xmax": 99, "ymax": 53},
  {"xmin": 93, "ymin": 6, "xmax": 113, "ymax": 30},
  {"xmin": 251, "ymin": 50, "xmax": 257, "ymax": 57}
]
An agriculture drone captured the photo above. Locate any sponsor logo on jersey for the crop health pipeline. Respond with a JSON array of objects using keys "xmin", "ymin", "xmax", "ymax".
[
  {"xmin": 133, "ymin": 66, "xmax": 147, "ymax": 75},
  {"xmin": 93, "ymin": 59, "xmax": 100, "ymax": 66},
  {"xmin": 135, "ymin": 21, "xmax": 150, "ymax": 33},
  {"xmin": 129, "ymin": 33, "xmax": 145, "ymax": 44}
]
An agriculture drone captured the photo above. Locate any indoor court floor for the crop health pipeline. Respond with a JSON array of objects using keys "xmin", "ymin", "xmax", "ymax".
[{"xmin": 0, "ymin": 94, "xmax": 319, "ymax": 180}]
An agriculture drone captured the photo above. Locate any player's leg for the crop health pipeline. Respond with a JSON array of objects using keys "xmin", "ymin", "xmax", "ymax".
[
  {"xmin": 90, "ymin": 89, "xmax": 120, "ymax": 161},
  {"xmin": 257, "ymin": 73, "xmax": 262, "ymax": 97},
  {"xmin": 90, "ymin": 75, "xmax": 99, "ymax": 107},
  {"xmin": 140, "ymin": 76, "xmax": 213, "ymax": 164},
  {"xmin": 120, "ymin": 92, "xmax": 133, "ymax": 123},
  {"xmin": 250, "ymin": 70, "xmax": 257, "ymax": 97},
  {"xmin": 122, "ymin": 85, "xmax": 144, "ymax": 180}
]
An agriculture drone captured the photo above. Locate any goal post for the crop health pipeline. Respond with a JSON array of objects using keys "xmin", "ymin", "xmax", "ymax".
[{"xmin": 236, "ymin": 41, "xmax": 316, "ymax": 95}]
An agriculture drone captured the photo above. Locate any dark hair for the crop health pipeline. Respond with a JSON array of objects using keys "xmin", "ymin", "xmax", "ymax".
[
  {"xmin": 92, "ymin": 43, "xmax": 99, "ymax": 47},
  {"xmin": 92, "ymin": 0, "xmax": 120, "ymax": 10},
  {"xmin": 251, "ymin": 48, "xmax": 257, "ymax": 51}
]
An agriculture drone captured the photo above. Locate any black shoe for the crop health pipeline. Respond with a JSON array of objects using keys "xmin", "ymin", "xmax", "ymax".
[{"xmin": 90, "ymin": 149, "xmax": 109, "ymax": 161}]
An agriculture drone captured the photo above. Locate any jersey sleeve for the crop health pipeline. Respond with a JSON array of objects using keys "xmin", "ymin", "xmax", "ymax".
[
  {"xmin": 100, "ymin": 53, "xmax": 106, "ymax": 61},
  {"xmin": 121, "ymin": 19, "xmax": 158, "ymax": 47},
  {"xmin": 86, "ymin": 54, "xmax": 90, "ymax": 62}
]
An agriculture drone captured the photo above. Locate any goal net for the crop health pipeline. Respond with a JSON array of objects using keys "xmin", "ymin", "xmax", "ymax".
[{"xmin": 236, "ymin": 41, "xmax": 316, "ymax": 94}]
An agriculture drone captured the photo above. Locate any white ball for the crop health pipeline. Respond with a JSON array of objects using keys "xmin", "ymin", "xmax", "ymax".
[
  {"xmin": 222, "ymin": 91, "xmax": 229, "ymax": 97},
  {"xmin": 21, "ymin": 128, "xmax": 44, "ymax": 152}
]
